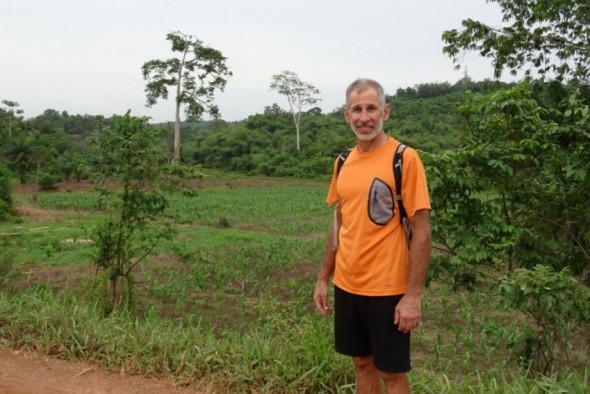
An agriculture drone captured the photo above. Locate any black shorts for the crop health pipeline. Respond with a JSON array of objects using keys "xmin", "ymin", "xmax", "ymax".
[{"xmin": 334, "ymin": 285, "xmax": 411, "ymax": 373}]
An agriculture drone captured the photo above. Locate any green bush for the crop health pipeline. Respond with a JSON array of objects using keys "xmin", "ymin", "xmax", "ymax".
[
  {"xmin": 0, "ymin": 200, "xmax": 10, "ymax": 221},
  {"xmin": 0, "ymin": 165, "xmax": 13, "ymax": 220},
  {"xmin": 38, "ymin": 172, "xmax": 59, "ymax": 191},
  {"xmin": 498, "ymin": 265, "xmax": 590, "ymax": 374}
]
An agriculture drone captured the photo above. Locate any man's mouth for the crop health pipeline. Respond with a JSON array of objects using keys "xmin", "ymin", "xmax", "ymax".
[{"xmin": 356, "ymin": 125, "xmax": 374, "ymax": 133}]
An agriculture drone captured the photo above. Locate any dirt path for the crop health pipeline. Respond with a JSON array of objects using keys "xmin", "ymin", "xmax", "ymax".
[{"xmin": 0, "ymin": 348, "xmax": 199, "ymax": 394}]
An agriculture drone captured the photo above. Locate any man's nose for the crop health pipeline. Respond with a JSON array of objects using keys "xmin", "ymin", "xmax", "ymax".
[{"xmin": 359, "ymin": 109, "xmax": 370, "ymax": 121}]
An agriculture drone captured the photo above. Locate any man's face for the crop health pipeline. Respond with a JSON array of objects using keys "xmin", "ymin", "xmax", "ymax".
[{"xmin": 343, "ymin": 88, "xmax": 390, "ymax": 142}]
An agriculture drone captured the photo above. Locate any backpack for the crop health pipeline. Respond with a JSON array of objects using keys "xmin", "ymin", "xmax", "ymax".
[{"xmin": 335, "ymin": 143, "xmax": 412, "ymax": 247}]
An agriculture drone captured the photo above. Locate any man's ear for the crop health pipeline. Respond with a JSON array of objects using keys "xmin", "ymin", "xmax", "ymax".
[
  {"xmin": 343, "ymin": 108, "xmax": 351, "ymax": 123},
  {"xmin": 383, "ymin": 104, "xmax": 391, "ymax": 120}
]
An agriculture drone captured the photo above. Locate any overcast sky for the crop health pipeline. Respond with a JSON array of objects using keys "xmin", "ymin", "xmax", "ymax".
[{"xmin": 1, "ymin": 0, "xmax": 512, "ymax": 123}]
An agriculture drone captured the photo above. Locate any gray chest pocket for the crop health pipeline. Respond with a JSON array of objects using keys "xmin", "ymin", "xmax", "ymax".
[{"xmin": 368, "ymin": 178, "xmax": 395, "ymax": 225}]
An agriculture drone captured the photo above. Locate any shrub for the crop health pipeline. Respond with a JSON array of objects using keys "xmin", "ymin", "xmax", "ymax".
[
  {"xmin": 38, "ymin": 172, "xmax": 59, "ymax": 191},
  {"xmin": 0, "ymin": 165, "xmax": 13, "ymax": 220},
  {"xmin": 498, "ymin": 265, "xmax": 590, "ymax": 374}
]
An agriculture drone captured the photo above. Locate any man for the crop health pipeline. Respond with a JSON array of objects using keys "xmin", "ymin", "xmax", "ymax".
[{"xmin": 313, "ymin": 78, "xmax": 431, "ymax": 394}]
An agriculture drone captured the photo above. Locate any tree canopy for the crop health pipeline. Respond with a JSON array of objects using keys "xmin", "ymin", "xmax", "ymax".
[{"xmin": 442, "ymin": 0, "xmax": 590, "ymax": 82}]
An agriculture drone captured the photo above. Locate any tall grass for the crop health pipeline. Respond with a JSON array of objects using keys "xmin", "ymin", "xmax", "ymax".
[{"xmin": 0, "ymin": 179, "xmax": 588, "ymax": 392}]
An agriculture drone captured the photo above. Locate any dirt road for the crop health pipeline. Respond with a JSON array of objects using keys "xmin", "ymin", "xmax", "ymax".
[{"xmin": 0, "ymin": 348, "xmax": 198, "ymax": 394}]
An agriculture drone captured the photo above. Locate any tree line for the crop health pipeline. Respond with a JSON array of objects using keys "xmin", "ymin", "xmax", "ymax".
[{"xmin": 0, "ymin": 77, "xmax": 516, "ymax": 184}]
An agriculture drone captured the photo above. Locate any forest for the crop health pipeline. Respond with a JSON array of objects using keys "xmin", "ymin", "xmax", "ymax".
[{"xmin": 0, "ymin": 77, "xmax": 518, "ymax": 184}]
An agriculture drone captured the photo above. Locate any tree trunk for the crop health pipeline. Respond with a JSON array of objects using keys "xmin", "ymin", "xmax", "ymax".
[
  {"xmin": 173, "ymin": 102, "xmax": 181, "ymax": 164},
  {"xmin": 32, "ymin": 163, "xmax": 41, "ymax": 204},
  {"xmin": 172, "ymin": 42, "xmax": 189, "ymax": 165},
  {"xmin": 290, "ymin": 110, "xmax": 300, "ymax": 151}
]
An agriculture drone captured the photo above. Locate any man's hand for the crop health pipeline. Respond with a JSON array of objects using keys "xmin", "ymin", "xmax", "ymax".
[
  {"xmin": 313, "ymin": 280, "xmax": 332, "ymax": 315},
  {"xmin": 395, "ymin": 209, "xmax": 430, "ymax": 333},
  {"xmin": 394, "ymin": 294, "xmax": 421, "ymax": 333}
]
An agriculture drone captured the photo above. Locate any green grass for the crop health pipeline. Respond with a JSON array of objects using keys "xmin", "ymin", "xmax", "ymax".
[
  {"xmin": 0, "ymin": 217, "xmax": 96, "ymax": 266},
  {"xmin": 0, "ymin": 178, "xmax": 588, "ymax": 393},
  {"xmin": 166, "ymin": 185, "xmax": 329, "ymax": 236}
]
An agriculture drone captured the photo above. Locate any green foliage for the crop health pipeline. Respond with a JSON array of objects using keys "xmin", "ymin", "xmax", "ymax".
[
  {"xmin": 426, "ymin": 80, "xmax": 590, "ymax": 374},
  {"xmin": 389, "ymin": 78, "xmax": 516, "ymax": 152},
  {"xmin": 2, "ymin": 78, "xmax": 512, "ymax": 181},
  {"xmin": 37, "ymin": 172, "xmax": 58, "ymax": 191},
  {"xmin": 180, "ymin": 78, "xmax": 515, "ymax": 176},
  {"xmin": 90, "ymin": 111, "xmax": 173, "ymax": 309},
  {"xmin": 498, "ymin": 265, "xmax": 590, "ymax": 374},
  {"xmin": 0, "ymin": 100, "xmax": 24, "ymax": 139},
  {"xmin": 0, "ymin": 165, "xmax": 13, "ymax": 220},
  {"xmin": 442, "ymin": 0, "xmax": 590, "ymax": 81},
  {"xmin": 0, "ymin": 108, "xmax": 109, "ymax": 187},
  {"xmin": 142, "ymin": 31, "xmax": 232, "ymax": 120},
  {"xmin": 187, "ymin": 112, "xmax": 351, "ymax": 177},
  {"xmin": 427, "ymin": 81, "xmax": 590, "ymax": 282},
  {"xmin": 439, "ymin": 7, "xmax": 590, "ymax": 377},
  {"xmin": 3, "ymin": 138, "xmax": 35, "ymax": 183}
]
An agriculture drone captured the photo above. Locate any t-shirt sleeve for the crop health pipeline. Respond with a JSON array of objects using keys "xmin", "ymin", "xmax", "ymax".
[
  {"xmin": 402, "ymin": 148, "xmax": 431, "ymax": 216},
  {"xmin": 326, "ymin": 157, "xmax": 340, "ymax": 207}
]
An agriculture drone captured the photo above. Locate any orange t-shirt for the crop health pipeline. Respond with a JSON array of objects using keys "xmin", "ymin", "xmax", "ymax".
[{"xmin": 327, "ymin": 137, "xmax": 431, "ymax": 296}]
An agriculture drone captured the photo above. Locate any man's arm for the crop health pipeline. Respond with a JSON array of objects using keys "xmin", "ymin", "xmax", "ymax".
[
  {"xmin": 394, "ymin": 208, "xmax": 431, "ymax": 333},
  {"xmin": 313, "ymin": 207, "xmax": 340, "ymax": 315}
]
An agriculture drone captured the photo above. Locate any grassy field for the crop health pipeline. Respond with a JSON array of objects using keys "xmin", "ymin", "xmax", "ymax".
[{"xmin": 0, "ymin": 176, "xmax": 588, "ymax": 393}]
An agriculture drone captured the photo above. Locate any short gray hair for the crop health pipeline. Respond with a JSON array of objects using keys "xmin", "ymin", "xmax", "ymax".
[{"xmin": 345, "ymin": 78, "xmax": 386, "ymax": 107}]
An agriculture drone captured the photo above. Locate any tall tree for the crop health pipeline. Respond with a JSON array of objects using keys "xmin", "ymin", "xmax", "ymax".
[
  {"xmin": 0, "ymin": 100, "xmax": 24, "ymax": 137},
  {"xmin": 142, "ymin": 31, "xmax": 232, "ymax": 164},
  {"xmin": 270, "ymin": 71, "xmax": 321, "ymax": 151},
  {"xmin": 442, "ymin": 0, "xmax": 590, "ymax": 82}
]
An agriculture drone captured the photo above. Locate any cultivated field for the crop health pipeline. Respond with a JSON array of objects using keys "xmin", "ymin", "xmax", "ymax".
[{"xmin": 0, "ymin": 177, "xmax": 588, "ymax": 393}]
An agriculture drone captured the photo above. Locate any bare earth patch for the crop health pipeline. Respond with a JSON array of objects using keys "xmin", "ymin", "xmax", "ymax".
[{"xmin": 0, "ymin": 347, "xmax": 198, "ymax": 394}]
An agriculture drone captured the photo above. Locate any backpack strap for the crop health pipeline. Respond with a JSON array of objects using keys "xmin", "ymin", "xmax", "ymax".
[
  {"xmin": 393, "ymin": 143, "xmax": 412, "ymax": 248},
  {"xmin": 336, "ymin": 149, "xmax": 351, "ymax": 176},
  {"xmin": 393, "ymin": 143, "xmax": 407, "ymax": 224}
]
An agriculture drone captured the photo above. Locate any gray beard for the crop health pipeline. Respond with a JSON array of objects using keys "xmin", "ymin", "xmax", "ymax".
[{"xmin": 351, "ymin": 121, "xmax": 383, "ymax": 141}]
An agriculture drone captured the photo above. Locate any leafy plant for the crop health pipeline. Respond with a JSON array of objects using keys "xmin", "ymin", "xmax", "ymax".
[
  {"xmin": 90, "ymin": 111, "xmax": 174, "ymax": 310},
  {"xmin": 0, "ymin": 164, "xmax": 13, "ymax": 220},
  {"xmin": 38, "ymin": 172, "xmax": 58, "ymax": 191},
  {"xmin": 498, "ymin": 265, "xmax": 590, "ymax": 374},
  {"xmin": 426, "ymin": 81, "xmax": 590, "ymax": 284}
]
